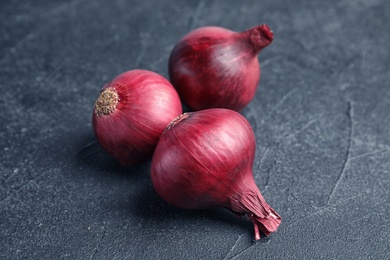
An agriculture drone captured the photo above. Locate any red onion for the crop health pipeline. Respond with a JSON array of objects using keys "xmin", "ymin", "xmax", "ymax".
[
  {"xmin": 151, "ymin": 108, "xmax": 281, "ymax": 240},
  {"xmin": 92, "ymin": 69, "xmax": 182, "ymax": 166},
  {"xmin": 168, "ymin": 24, "xmax": 273, "ymax": 111}
]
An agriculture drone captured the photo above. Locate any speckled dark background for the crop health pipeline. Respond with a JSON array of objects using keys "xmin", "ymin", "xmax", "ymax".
[{"xmin": 1, "ymin": 0, "xmax": 389, "ymax": 259}]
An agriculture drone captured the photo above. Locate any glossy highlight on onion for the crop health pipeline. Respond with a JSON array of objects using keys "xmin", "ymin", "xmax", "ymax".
[
  {"xmin": 169, "ymin": 24, "xmax": 274, "ymax": 111},
  {"xmin": 92, "ymin": 69, "xmax": 182, "ymax": 166},
  {"xmin": 151, "ymin": 108, "xmax": 281, "ymax": 240}
]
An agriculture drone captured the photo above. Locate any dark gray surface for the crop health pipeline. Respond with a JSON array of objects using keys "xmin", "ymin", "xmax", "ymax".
[{"xmin": 1, "ymin": 0, "xmax": 389, "ymax": 259}]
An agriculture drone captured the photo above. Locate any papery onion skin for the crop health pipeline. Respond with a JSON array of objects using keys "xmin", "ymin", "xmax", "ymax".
[
  {"xmin": 151, "ymin": 108, "xmax": 281, "ymax": 240},
  {"xmin": 92, "ymin": 69, "xmax": 182, "ymax": 167},
  {"xmin": 168, "ymin": 24, "xmax": 273, "ymax": 111}
]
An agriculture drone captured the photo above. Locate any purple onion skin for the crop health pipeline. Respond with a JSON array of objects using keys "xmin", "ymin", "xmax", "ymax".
[
  {"xmin": 92, "ymin": 70, "xmax": 182, "ymax": 167},
  {"xmin": 169, "ymin": 24, "xmax": 273, "ymax": 111},
  {"xmin": 151, "ymin": 108, "xmax": 281, "ymax": 240}
]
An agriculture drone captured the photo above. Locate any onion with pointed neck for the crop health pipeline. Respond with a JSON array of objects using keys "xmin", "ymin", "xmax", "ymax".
[
  {"xmin": 151, "ymin": 108, "xmax": 281, "ymax": 240},
  {"xmin": 169, "ymin": 24, "xmax": 274, "ymax": 111}
]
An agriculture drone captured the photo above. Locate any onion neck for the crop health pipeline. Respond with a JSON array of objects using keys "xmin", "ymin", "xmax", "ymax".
[
  {"xmin": 94, "ymin": 88, "xmax": 119, "ymax": 117},
  {"xmin": 228, "ymin": 177, "xmax": 281, "ymax": 240},
  {"xmin": 249, "ymin": 205, "xmax": 281, "ymax": 240},
  {"xmin": 241, "ymin": 24, "xmax": 274, "ymax": 54}
]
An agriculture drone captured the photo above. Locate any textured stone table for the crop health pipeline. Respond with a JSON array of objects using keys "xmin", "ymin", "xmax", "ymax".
[{"xmin": 1, "ymin": 0, "xmax": 389, "ymax": 259}]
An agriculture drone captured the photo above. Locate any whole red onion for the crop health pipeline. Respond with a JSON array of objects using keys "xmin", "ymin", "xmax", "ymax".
[
  {"xmin": 92, "ymin": 69, "xmax": 182, "ymax": 166},
  {"xmin": 151, "ymin": 108, "xmax": 281, "ymax": 240},
  {"xmin": 168, "ymin": 24, "xmax": 273, "ymax": 111}
]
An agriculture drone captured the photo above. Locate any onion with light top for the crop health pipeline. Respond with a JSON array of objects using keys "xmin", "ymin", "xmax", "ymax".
[{"xmin": 92, "ymin": 69, "xmax": 182, "ymax": 166}]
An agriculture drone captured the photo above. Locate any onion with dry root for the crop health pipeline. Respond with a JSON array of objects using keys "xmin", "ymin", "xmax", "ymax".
[{"xmin": 92, "ymin": 69, "xmax": 182, "ymax": 166}]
